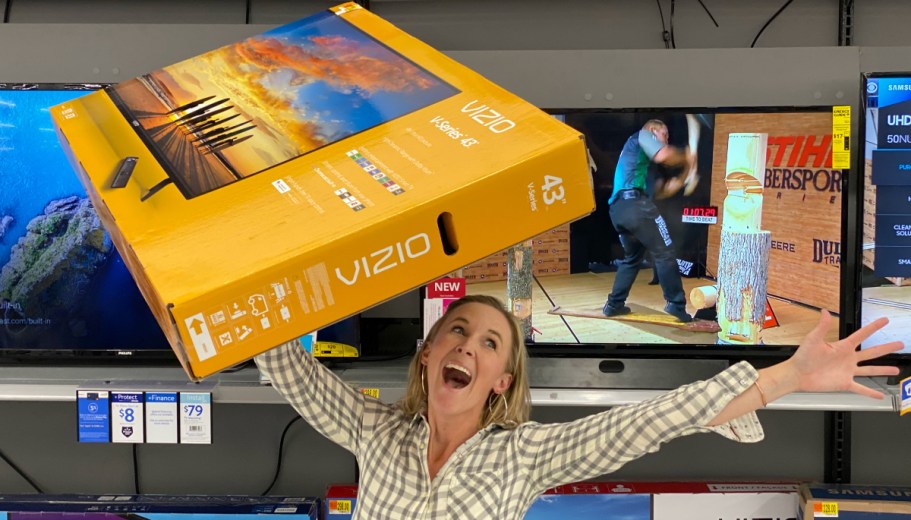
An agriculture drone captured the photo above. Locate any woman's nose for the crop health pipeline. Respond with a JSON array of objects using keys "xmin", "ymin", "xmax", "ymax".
[{"xmin": 456, "ymin": 344, "xmax": 474, "ymax": 356}]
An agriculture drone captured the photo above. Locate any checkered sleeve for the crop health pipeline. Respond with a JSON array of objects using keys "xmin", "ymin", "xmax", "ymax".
[
  {"xmin": 254, "ymin": 341, "xmax": 370, "ymax": 455},
  {"xmin": 521, "ymin": 361, "xmax": 765, "ymax": 490}
]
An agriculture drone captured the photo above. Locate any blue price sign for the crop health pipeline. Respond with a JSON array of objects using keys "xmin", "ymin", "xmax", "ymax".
[{"xmin": 77, "ymin": 390, "xmax": 110, "ymax": 443}]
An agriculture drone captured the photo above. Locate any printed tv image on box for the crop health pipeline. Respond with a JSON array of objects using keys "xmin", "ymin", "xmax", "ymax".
[{"xmin": 105, "ymin": 10, "xmax": 459, "ymax": 199}]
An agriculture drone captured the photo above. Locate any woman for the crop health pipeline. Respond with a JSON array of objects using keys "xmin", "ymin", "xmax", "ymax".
[{"xmin": 255, "ymin": 294, "xmax": 902, "ymax": 519}]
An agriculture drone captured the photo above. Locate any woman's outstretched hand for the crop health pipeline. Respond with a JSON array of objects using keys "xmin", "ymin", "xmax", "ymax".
[
  {"xmin": 785, "ymin": 310, "xmax": 903, "ymax": 399},
  {"xmin": 708, "ymin": 312, "xmax": 902, "ymax": 426}
]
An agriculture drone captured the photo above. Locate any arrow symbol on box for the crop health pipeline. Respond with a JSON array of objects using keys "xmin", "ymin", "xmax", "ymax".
[{"xmin": 189, "ymin": 318, "xmax": 205, "ymax": 335}]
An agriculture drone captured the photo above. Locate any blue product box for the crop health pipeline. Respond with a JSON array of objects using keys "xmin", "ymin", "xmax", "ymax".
[
  {"xmin": 524, "ymin": 482, "xmax": 650, "ymax": 519},
  {"xmin": 800, "ymin": 484, "xmax": 911, "ymax": 520},
  {"xmin": 528, "ymin": 481, "xmax": 798, "ymax": 520},
  {"xmin": 0, "ymin": 495, "xmax": 319, "ymax": 520}
]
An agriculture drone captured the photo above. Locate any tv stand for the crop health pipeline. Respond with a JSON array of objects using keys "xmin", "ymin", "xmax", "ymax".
[{"xmin": 141, "ymin": 177, "xmax": 174, "ymax": 201}]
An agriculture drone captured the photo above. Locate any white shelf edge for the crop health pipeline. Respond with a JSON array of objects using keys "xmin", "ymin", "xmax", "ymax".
[{"xmin": 0, "ymin": 367, "xmax": 900, "ymax": 412}]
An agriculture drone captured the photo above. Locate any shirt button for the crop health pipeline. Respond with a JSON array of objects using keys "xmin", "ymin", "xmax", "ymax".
[{"xmin": 739, "ymin": 379, "xmax": 748, "ymax": 385}]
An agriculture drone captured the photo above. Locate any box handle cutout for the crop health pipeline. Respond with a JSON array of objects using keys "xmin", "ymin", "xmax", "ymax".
[{"xmin": 437, "ymin": 212, "xmax": 459, "ymax": 255}]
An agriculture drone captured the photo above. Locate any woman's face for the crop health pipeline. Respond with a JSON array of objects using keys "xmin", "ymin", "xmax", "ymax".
[{"xmin": 421, "ymin": 302, "xmax": 514, "ymax": 422}]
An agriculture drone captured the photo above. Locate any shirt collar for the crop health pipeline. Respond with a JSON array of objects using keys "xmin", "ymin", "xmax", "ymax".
[{"xmin": 409, "ymin": 410, "xmax": 505, "ymax": 432}]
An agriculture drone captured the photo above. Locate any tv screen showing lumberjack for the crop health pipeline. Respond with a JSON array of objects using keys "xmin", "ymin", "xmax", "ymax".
[
  {"xmin": 105, "ymin": 10, "xmax": 458, "ymax": 200},
  {"xmin": 458, "ymin": 109, "xmax": 843, "ymax": 347},
  {"xmin": 861, "ymin": 74, "xmax": 911, "ymax": 355}
]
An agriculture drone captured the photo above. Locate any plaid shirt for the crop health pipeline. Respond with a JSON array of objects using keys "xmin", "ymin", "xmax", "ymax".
[{"xmin": 255, "ymin": 342, "xmax": 763, "ymax": 520}]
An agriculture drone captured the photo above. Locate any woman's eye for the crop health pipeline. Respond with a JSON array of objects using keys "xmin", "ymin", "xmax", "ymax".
[
  {"xmin": 485, "ymin": 340, "xmax": 497, "ymax": 350},
  {"xmin": 452, "ymin": 326, "xmax": 464, "ymax": 335}
]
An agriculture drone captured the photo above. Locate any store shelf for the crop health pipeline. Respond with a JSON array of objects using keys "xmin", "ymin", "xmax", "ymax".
[
  {"xmin": 528, "ymin": 386, "xmax": 896, "ymax": 412},
  {"xmin": 0, "ymin": 360, "xmax": 900, "ymax": 412}
]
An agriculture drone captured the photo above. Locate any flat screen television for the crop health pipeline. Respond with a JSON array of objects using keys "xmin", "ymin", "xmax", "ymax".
[
  {"xmin": 857, "ymin": 72, "xmax": 911, "ymax": 379},
  {"xmin": 0, "ymin": 83, "xmax": 175, "ymax": 363},
  {"xmin": 455, "ymin": 106, "xmax": 850, "ymax": 378}
]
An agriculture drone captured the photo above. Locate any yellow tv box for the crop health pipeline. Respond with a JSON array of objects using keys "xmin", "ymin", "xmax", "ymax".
[{"xmin": 51, "ymin": 2, "xmax": 594, "ymax": 380}]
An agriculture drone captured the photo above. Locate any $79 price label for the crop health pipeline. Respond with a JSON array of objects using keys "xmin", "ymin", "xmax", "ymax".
[
  {"xmin": 179, "ymin": 393, "xmax": 212, "ymax": 444},
  {"xmin": 184, "ymin": 404, "xmax": 205, "ymax": 417}
]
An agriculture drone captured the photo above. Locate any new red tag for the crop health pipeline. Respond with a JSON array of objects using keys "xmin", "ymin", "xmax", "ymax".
[{"xmin": 426, "ymin": 277, "xmax": 466, "ymax": 299}]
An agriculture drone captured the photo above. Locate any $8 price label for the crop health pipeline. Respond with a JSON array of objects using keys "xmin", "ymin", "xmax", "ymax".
[{"xmin": 118, "ymin": 408, "xmax": 136, "ymax": 422}]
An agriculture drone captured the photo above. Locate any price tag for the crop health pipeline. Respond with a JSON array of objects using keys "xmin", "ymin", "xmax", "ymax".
[
  {"xmin": 832, "ymin": 105, "xmax": 851, "ymax": 169},
  {"xmin": 180, "ymin": 392, "xmax": 212, "ymax": 444},
  {"xmin": 111, "ymin": 391, "xmax": 144, "ymax": 444},
  {"xmin": 814, "ymin": 501, "xmax": 839, "ymax": 517},
  {"xmin": 360, "ymin": 388, "xmax": 380, "ymax": 399},
  {"xmin": 145, "ymin": 391, "xmax": 178, "ymax": 444},
  {"xmin": 900, "ymin": 375, "xmax": 911, "ymax": 416},
  {"xmin": 329, "ymin": 500, "xmax": 352, "ymax": 514},
  {"xmin": 77, "ymin": 390, "xmax": 110, "ymax": 443}
]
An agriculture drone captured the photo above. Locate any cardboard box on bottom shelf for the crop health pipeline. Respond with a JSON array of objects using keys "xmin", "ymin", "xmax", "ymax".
[
  {"xmin": 322, "ymin": 481, "xmax": 798, "ymax": 519},
  {"xmin": 51, "ymin": 2, "xmax": 593, "ymax": 380},
  {"xmin": 528, "ymin": 482, "xmax": 798, "ymax": 520},
  {"xmin": 324, "ymin": 484, "xmax": 357, "ymax": 520},
  {"xmin": 652, "ymin": 482, "xmax": 799, "ymax": 520},
  {"xmin": 0, "ymin": 495, "xmax": 319, "ymax": 519},
  {"xmin": 800, "ymin": 483, "xmax": 911, "ymax": 519}
]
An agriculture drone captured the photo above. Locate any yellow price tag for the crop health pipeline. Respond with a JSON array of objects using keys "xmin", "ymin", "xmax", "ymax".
[
  {"xmin": 313, "ymin": 341, "xmax": 359, "ymax": 357},
  {"xmin": 832, "ymin": 106, "xmax": 851, "ymax": 126},
  {"xmin": 832, "ymin": 105, "xmax": 851, "ymax": 169},
  {"xmin": 360, "ymin": 388, "xmax": 380, "ymax": 399},
  {"xmin": 330, "ymin": 499, "xmax": 352, "ymax": 514},
  {"xmin": 814, "ymin": 501, "xmax": 838, "ymax": 517}
]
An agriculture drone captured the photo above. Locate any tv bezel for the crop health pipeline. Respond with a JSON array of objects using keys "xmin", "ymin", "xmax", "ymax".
[{"xmin": 0, "ymin": 82, "xmax": 179, "ymax": 366}]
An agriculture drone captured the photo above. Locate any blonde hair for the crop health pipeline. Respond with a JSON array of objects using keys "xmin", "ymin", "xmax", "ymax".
[{"xmin": 398, "ymin": 294, "xmax": 531, "ymax": 429}]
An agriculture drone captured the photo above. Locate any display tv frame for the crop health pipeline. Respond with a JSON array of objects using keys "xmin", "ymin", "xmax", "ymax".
[
  {"xmin": 0, "ymin": 82, "xmax": 177, "ymax": 365},
  {"xmin": 460, "ymin": 105, "xmax": 856, "ymax": 377},
  {"xmin": 855, "ymin": 71, "xmax": 911, "ymax": 381}
]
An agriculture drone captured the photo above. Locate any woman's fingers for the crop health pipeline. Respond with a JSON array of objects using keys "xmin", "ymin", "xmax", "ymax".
[
  {"xmin": 850, "ymin": 381, "xmax": 886, "ymax": 400},
  {"xmin": 855, "ymin": 364, "xmax": 901, "ymax": 378},
  {"xmin": 842, "ymin": 317, "xmax": 891, "ymax": 347},
  {"xmin": 857, "ymin": 340, "xmax": 904, "ymax": 362}
]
